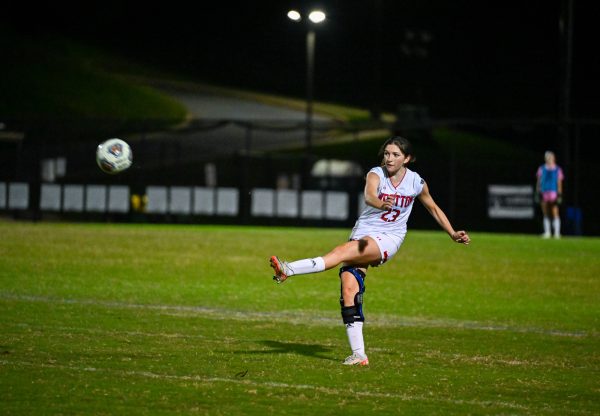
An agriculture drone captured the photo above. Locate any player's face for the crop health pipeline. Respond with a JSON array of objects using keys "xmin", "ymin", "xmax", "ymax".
[{"xmin": 383, "ymin": 144, "xmax": 410, "ymax": 172}]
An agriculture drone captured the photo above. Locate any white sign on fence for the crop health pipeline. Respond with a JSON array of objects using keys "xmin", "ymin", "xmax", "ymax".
[{"xmin": 488, "ymin": 185, "xmax": 534, "ymax": 219}]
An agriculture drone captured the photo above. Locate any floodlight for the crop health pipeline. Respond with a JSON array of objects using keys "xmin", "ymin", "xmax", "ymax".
[
  {"xmin": 308, "ymin": 10, "xmax": 326, "ymax": 24},
  {"xmin": 287, "ymin": 10, "xmax": 301, "ymax": 21}
]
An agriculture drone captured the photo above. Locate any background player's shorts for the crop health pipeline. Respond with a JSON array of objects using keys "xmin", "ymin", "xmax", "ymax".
[
  {"xmin": 542, "ymin": 191, "xmax": 558, "ymax": 203},
  {"xmin": 351, "ymin": 232, "xmax": 405, "ymax": 266}
]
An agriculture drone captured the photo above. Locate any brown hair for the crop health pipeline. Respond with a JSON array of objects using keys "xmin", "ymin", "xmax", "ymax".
[{"xmin": 379, "ymin": 136, "xmax": 416, "ymax": 165}]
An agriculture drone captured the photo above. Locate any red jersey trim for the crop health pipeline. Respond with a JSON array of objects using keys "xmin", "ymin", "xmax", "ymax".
[{"xmin": 387, "ymin": 168, "xmax": 407, "ymax": 189}]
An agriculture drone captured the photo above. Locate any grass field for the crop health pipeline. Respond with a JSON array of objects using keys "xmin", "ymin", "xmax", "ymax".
[
  {"xmin": 0, "ymin": 29, "xmax": 187, "ymax": 126},
  {"xmin": 0, "ymin": 221, "xmax": 598, "ymax": 415}
]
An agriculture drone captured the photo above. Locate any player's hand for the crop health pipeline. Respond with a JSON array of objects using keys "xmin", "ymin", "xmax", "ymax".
[
  {"xmin": 451, "ymin": 230, "xmax": 470, "ymax": 245},
  {"xmin": 381, "ymin": 195, "xmax": 395, "ymax": 210},
  {"xmin": 556, "ymin": 194, "xmax": 562, "ymax": 205}
]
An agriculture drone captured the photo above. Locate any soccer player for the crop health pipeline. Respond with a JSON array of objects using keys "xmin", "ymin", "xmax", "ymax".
[
  {"xmin": 535, "ymin": 150, "xmax": 564, "ymax": 239},
  {"xmin": 269, "ymin": 136, "xmax": 470, "ymax": 366}
]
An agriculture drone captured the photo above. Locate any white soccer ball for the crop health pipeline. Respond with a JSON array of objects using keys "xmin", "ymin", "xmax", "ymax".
[{"xmin": 96, "ymin": 138, "xmax": 133, "ymax": 174}]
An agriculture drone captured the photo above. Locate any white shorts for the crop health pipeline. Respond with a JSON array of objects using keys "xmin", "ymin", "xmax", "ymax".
[{"xmin": 350, "ymin": 231, "xmax": 405, "ymax": 266}]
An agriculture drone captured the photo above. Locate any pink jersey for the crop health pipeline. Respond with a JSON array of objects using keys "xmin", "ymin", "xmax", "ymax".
[{"xmin": 350, "ymin": 166, "xmax": 425, "ymax": 239}]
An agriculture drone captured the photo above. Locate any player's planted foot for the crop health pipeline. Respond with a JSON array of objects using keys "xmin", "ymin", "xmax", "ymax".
[
  {"xmin": 342, "ymin": 353, "xmax": 369, "ymax": 366},
  {"xmin": 270, "ymin": 256, "xmax": 292, "ymax": 283}
]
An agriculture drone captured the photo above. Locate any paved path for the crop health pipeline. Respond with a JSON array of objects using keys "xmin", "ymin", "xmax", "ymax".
[
  {"xmin": 170, "ymin": 88, "xmax": 330, "ymax": 122},
  {"xmin": 137, "ymin": 81, "xmax": 338, "ymax": 163}
]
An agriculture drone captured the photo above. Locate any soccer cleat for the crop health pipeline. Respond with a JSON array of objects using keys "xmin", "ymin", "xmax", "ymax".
[
  {"xmin": 270, "ymin": 256, "xmax": 291, "ymax": 284},
  {"xmin": 342, "ymin": 353, "xmax": 369, "ymax": 366}
]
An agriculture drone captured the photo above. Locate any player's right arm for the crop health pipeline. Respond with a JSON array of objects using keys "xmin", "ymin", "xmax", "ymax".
[{"xmin": 364, "ymin": 171, "xmax": 393, "ymax": 210}]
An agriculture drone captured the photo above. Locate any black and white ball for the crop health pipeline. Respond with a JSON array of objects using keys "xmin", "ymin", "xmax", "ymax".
[{"xmin": 96, "ymin": 138, "xmax": 133, "ymax": 174}]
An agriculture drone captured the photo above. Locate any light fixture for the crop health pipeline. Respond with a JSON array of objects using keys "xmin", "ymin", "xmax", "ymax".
[
  {"xmin": 308, "ymin": 10, "xmax": 326, "ymax": 24},
  {"xmin": 287, "ymin": 10, "xmax": 301, "ymax": 21}
]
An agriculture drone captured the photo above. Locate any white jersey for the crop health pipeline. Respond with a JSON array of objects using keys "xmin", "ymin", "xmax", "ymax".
[{"xmin": 350, "ymin": 166, "xmax": 424, "ymax": 239}]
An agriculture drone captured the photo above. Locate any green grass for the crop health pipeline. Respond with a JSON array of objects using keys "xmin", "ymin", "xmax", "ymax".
[
  {"xmin": 275, "ymin": 126, "xmax": 535, "ymax": 168},
  {"xmin": 0, "ymin": 29, "xmax": 186, "ymax": 127},
  {"xmin": 0, "ymin": 27, "xmax": 373, "ymax": 127},
  {"xmin": 16, "ymin": 31, "xmax": 381, "ymax": 124},
  {"xmin": 1, "ymin": 221, "xmax": 599, "ymax": 414}
]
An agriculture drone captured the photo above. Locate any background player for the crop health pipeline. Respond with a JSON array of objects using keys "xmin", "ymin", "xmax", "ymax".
[
  {"xmin": 536, "ymin": 151, "xmax": 564, "ymax": 239},
  {"xmin": 270, "ymin": 136, "xmax": 470, "ymax": 366}
]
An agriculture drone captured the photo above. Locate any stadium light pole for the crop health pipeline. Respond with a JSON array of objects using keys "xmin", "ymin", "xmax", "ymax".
[{"xmin": 287, "ymin": 9, "xmax": 326, "ymax": 154}]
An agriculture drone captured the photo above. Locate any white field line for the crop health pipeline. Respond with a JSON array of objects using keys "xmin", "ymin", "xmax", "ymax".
[
  {"xmin": 0, "ymin": 359, "xmax": 540, "ymax": 413},
  {"xmin": 0, "ymin": 292, "xmax": 593, "ymax": 338}
]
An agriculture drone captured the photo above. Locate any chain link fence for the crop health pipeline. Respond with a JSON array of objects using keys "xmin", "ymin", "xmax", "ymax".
[{"xmin": 0, "ymin": 117, "xmax": 597, "ymax": 235}]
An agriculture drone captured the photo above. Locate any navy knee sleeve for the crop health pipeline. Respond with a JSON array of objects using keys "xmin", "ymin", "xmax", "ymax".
[{"xmin": 339, "ymin": 266, "xmax": 366, "ymax": 323}]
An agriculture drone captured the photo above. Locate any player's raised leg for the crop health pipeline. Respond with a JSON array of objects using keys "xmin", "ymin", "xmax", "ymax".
[
  {"xmin": 270, "ymin": 255, "xmax": 325, "ymax": 283},
  {"xmin": 270, "ymin": 237, "xmax": 380, "ymax": 283}
]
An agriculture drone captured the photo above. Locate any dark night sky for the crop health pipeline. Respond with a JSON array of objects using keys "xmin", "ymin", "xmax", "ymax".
[{"xmin": 4, "ymin": 0, "xmax": 599, "ymax": 119}]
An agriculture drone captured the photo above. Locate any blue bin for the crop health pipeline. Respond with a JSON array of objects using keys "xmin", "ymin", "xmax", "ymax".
[{"xmin": 565, "ymin": 206, "xmax": 583, "ymax": 236}]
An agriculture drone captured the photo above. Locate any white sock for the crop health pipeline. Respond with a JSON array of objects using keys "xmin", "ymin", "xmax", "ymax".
[
  {"xmin": 345, "ymin": 322, "xmax": 365, "ymax": 357},
  {"xmin": 553, "ymin": 217, "xmax": 561, "ymax": 236},
  {"xmin": 287, "ymin": 257, "xmax": 325, "ymax": 276},
  {"xmin": 543, "ymin": 217, "xmax": 551, "ymax": 235}
]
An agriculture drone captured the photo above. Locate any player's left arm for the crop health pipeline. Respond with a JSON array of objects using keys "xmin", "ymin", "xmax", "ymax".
[
  {"xmin": 557, "ymin": 168, "xmax": 564, "ymax": 204},
  {"xmin": 418, "ymin": 181, "xmax": 470, "ymax": 245},
  {"xmin": 558, "ymin": 169, "xmax": 564, "ymax": 195}
]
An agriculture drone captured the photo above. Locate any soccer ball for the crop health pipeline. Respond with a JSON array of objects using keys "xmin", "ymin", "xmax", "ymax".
[{"xmin": 96, "ymin": 138, "xmax": 133, "ymax": 174}]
